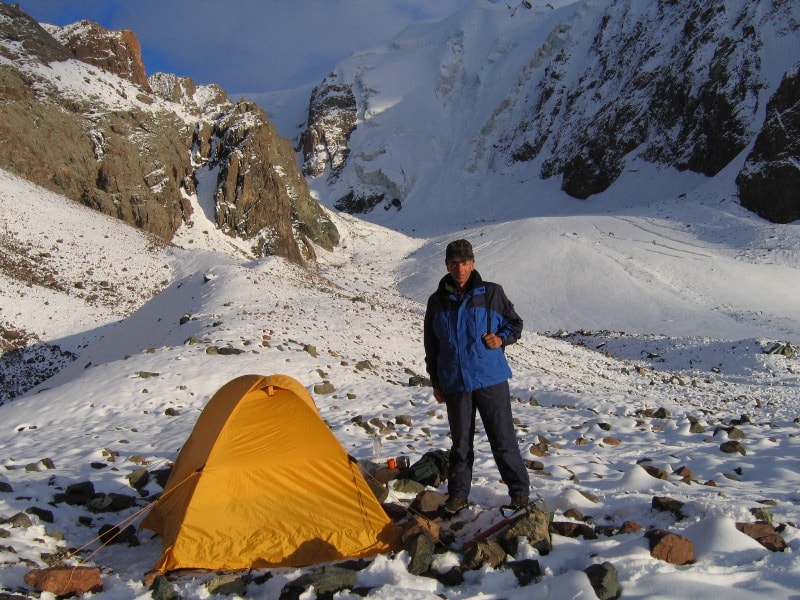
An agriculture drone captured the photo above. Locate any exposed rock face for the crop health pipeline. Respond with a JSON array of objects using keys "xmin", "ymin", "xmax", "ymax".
[
  {"xmin": 201, "ymin": 100, "xmax": 339, "ymax": 262},
  {"xmin": 505, "ymin": 0, "xmax": 766, "ymax": 198},
  {"xmin": 0, "ymin": 58, "xmax": 193, "ymax": 240},
  {"xmin": 299, "ymin": 0, "xmax": 798, "ymax": 224},
  {"xmin": 0, "ymin": 3, "xmax": 69, "ymax": 62},
  {"xmin": 302, "ymin": 70, "xmax": 411, "ymax": 214},
  {"xmin": 46, "ymin": 20, "xmax": 151, "ymax": 91},
  {"xmin": 151, "ymin": 72, "xmax": 200, "ymax": 107},
  {"xmin": 736, "ymin": 62, "xmax": 800, "ymax": 223},
  {"xmin": 0, "ymin": 3, "xmax": 337, "ymax": 264},
  {"xmin": 300, "ymin": 74, "xmax": 357, "ymax": 178}
]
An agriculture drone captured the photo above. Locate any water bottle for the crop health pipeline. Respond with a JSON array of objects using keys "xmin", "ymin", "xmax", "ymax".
[{"xmin": 372, "ymin": 433, "xmax": 382, "ymax": 459}]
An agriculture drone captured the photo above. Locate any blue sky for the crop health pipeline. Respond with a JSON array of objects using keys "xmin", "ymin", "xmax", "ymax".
[{"xmin": 16, "ymin": 0, "xmax": 473, "ymax": 94}]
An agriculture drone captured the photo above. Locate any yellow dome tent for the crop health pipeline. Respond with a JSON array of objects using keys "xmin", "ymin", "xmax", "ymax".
[{"xmin": 141, "ymin": 374, "xmax": 399, "ymax": 571}]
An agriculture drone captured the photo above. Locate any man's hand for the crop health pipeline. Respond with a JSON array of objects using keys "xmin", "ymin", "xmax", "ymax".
[
  {"xmin": 482, "ymin": 332, "xmax": 504, "ymax": 349},
  {"xmin": 433, "ymin": 388, "xmax": 444, "ymax": 403}
]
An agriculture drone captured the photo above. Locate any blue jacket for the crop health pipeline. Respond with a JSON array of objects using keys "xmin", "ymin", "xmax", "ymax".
[{"xmin": 424, "ymin": 270, "xmax": 523, "ymax": 394}]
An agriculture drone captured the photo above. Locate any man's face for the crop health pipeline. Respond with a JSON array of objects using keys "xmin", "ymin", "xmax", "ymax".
[{"xmin": 447, "ymin": 258, "xmax": 474, "ymax": 288}]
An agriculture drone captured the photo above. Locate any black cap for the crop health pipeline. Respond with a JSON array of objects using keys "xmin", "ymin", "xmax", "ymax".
[{"xmin": 445, "ymin": 239, "xmax": 474, "ymax": 262}]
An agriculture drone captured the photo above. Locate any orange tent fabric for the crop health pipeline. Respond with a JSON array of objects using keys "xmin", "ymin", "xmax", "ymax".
[{"xmin": 141, "ymin": 374, "xmax": 399, "ymax": 571}]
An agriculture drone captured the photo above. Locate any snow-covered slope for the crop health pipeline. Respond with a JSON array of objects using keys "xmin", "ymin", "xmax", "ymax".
[
  {"xmin": 1, "ymin": 0, "xmax": 799, "ymax": 596},
  {"xmin": 272, "ymin": 0, "xmax": 799, "ymax": 231},
  {"xmin": 253, "ymin": 0, "xmax": 800, "ymax": 341},
  {"xmin": 1, "ymin": 164, "xmax": 799, "ymax": 599},
  {"xmin": 398, "ymin": 161, "xmax": 800, "ymax": 340}
]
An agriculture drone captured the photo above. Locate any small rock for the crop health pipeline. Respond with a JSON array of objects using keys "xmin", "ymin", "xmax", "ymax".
[
  {"xmin": 3, "ymin": 512, "xmax": 33, "ymax": 528},
  {"xmin": 98, "ymin": 524, "xmax": 138, "ymax": 545},
  {"xmin": 645, "ymin": 529, "xmax": 695, "ymax": 565},
  {"xmin": 584, "ymin": 561, "xmax": 621, "ymax": 600},
  {"xmin": 63, "ymin": 481, "xmax": 96, "ymax": 506},
  {"xmin": 462, "ymin": 539, "xmax": 506, "ymax": 570},
  {"xmin": 498, "ymin": 506, "xmax": 551, "ymax": 556},
  {"xmin": 651, "ymin": 496, "xmax": 685, "ymax": 520},
  {"xmin": 433, "ymin": 566, "xmax": 465, "ymax": 587},
  {"xmin": 207, "ymin": 573, "xmax": 249, "ymax": 596},
  {"xmin": 25, "ymin": 507, "xmax": 53, "ymax": 523},
  {"xmin": 314, "ymin": 381, "xmax": 336, "ymax": 394},
  {"xmin": 281, "ymin": 565, "xmax": 357, "ymax": 598},
  {"xmin": 127, "ymin": 468, "xmax": 150, "ymax": 490},
  {"xmin": 524, "ymin": 459, "xmax": 545, "ymax": 470},
  {"xmin": 618, "ymin": 521, "xmax": 642, "ymax": 534},
  {"xmin": 149, "ymin": 573, "xmax": 177, "ymax": 600},
  {"xmin": 720, "ymin": 440, "xmax": 746, "ymax": 455},
  {"xmin": 749, "ymin": 507, "xmax": 774, "ymax": 526},
  {"xmin": 551, "ymin": 521, "xmax": 597, "ymax": 539},
  {"xmin": 736, "ymin": 522, "xmax": 787, "ymax": 552},
  {"xmin": 506, "ymin": 558, "xmax": 542, "ymax": 586},
  {"xmin": 217, "ymin": 346, "xmax": 243, "ymax": 355},
  {"xmin": 408, "ymin": 375, "xmax": 431, "ymax": 387},
  {"xmin": 24, "ymin": 566, "xmax": 103, "ymax": 596},
  {"xmin": 404, "ymin": 530, "xmax": 435, "ymax": 575},
  {"xmin": 408, "ymin": 490, "xmax": 448, "ymax": 518},
  {"xmin": 642, "ymin": 465, "xmax": 669, "ymax": 480},
  {"xmin": 395, "ymin": 415, "xmax": 413, "ymax": 426}
]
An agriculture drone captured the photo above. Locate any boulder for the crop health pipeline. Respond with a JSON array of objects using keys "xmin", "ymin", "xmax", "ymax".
[{"xmin": 497, "ymin": 507, "xmax": 551, "ymax": 556}]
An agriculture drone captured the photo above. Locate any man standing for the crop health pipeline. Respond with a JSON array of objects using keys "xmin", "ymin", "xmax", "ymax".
[{"xmin": 424, "ymin": 239, "xmax": 530, "ymax": 516}]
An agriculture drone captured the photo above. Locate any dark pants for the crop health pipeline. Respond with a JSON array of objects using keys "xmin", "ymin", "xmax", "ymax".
[{"xmin": 444, "ymin": 380, "xmax": 530, "ymax": 501}]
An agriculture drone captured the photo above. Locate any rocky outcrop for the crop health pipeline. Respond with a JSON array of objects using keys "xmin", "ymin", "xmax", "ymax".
[
  {"xmin": 0, "ymin": 3, "xmax": 337, "ymax": 264},
  {"xmin": 736, "ymin": 62, "xmax": 800, "ymax": 224},
  {"xmin": 0, "ymin": 3, "xmax": 69, "ymax": 63},
  {"xmin": 0, "ymin": 58, "xmax": 193, "ymax": 240},
  {"xmin": 200, "ymin": 100, "xmax": 339, "ymax": 262},
  {"xmin": 300, "ymin": 73, "xmax": 358, "ymax": 178},
  {"xmin": 46, "ymin": 20, "xmax": 151, "ymax": 91},
  {"xmin": 513, "ymin": 0, "xmax": 766, "ymax": 198}
]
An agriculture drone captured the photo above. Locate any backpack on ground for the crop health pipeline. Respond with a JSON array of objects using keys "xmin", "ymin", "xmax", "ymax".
[{"xmin": 399, "ymin": 450, "xmax": 449, "ymax": 487}]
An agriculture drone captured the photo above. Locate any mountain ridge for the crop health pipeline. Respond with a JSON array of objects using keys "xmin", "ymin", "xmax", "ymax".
[
  {"xmin": 295, "ymin": 0, "xmax": 799, "ymax": 225},
  {"xmin": 0, "ymin": 2, "xmax": 338, "ymax": 265}
]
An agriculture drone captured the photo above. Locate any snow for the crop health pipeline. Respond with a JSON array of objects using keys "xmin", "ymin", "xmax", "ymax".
[
  {"xmin": 1, "ymin": 0, "xmax": 800, "ymax": 597},
  {"xmin": 1, "ymin": 165, "xmax": 799, "ymax": 598}
]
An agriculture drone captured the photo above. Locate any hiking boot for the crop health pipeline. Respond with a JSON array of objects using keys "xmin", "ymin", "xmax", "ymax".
[
  {"xmin": 509, "ymin": 495, "xmax": 530, "ymax": 510},
  {"xmin": 441, "ymin": 496, "xmax": 468, "ymax": 516}
]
